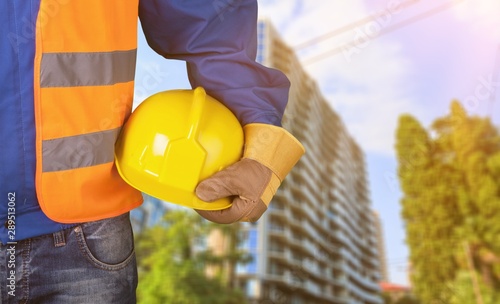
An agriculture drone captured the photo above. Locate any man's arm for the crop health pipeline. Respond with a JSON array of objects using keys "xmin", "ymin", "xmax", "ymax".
[
  {"xmin": 139, "ymin": 0, "xmax": 289, "ymax": 126},
  {"xmin": 139, "ymin": 0, "xmax": 304, "ymax": 223}
]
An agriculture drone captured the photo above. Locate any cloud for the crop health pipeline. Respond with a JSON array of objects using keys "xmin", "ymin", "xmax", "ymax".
[{"xmin": 259, "ymin": 0, "xmax": 421, "ymax": 155}]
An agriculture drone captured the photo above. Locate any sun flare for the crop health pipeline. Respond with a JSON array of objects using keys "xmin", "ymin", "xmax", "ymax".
[{"xmin": 452, "ymin": 0, "xmax": 500, "ymax": 40}]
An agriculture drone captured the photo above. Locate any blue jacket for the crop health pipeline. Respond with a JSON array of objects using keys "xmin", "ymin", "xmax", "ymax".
[{"xmin": 0, "ymin": 0, "xmax": 290, "ymax": 244}]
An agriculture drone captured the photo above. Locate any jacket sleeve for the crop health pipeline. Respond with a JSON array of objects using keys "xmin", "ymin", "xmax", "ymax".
[{"xmin": 138, "ymin": 0, "xmax": 290, "ymax": 126}]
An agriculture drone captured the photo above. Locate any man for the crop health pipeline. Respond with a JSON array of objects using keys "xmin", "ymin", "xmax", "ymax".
[{"xmin": 0, "ymin": 0, "xmax": 303, "ymax": 303}]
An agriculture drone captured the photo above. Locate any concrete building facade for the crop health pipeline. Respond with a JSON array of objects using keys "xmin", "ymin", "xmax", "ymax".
[
  {"xmin": 373, "ymin": 211, "xmax": 390, "ymax": 283},
  {"xmin": 233, "ymin": 20, "xmax": 383, "ymax": 304}
]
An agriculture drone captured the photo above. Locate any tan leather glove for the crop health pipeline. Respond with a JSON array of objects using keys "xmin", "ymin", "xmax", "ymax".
[{"xmin": 195, "ymin": 123, "xmax": 305, "ymax": 224}]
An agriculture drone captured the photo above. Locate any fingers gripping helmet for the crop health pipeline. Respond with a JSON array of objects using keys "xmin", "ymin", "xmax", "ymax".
[{"xmin": 115, "ymin": 87, "xmax": 243, "ymax": 210}]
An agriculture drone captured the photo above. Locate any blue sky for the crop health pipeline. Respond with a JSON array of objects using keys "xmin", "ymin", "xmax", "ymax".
[{"xmin": 134, "ymin": 0, "xmax": 500, "ymax": 286}]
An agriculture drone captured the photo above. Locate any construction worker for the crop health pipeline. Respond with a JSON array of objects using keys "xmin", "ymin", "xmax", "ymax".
[{"xmin": 0, "ymin": 0, "xmax": 304, "ymax": 303}]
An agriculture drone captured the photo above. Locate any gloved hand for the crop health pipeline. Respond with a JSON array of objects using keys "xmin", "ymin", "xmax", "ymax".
[{"xmin": 194, "ymin": 123, "xmax": 305, "ymax": 224}]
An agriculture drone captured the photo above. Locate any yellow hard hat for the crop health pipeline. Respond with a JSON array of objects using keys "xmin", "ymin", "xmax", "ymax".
[{"xmin": 115, "ymin": 87, "xmax": 243, "ymax": 210}]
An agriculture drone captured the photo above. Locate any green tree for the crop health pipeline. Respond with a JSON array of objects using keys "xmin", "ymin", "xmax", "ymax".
[
  {"xmin": 135, "ymin": 209, "xmax": 248, "ymax": 304},
  {"xmin": 381, "ymin": 291, "xmax": 420, "ymax": 304},
  {"xmin": 395, "ymin": 101, "xmax": 500, "ymax": 303},
  {"xmin": 201, "ymin": 222, "xmax": 253, "ymax": 290},
  {"xmin": 394, "ymin": 295, "xmax": 420, "ymax": 304},
  {"xmin": 396, "ymin": 113, "xmax": 461, "ymax": 303},
  {"xmin": 382, "ymin": 292, "xmax": 393, "ymax": 304},
  {"xmin": 449, "ymin": 271, "xmax": 500, "ymax": 304}
]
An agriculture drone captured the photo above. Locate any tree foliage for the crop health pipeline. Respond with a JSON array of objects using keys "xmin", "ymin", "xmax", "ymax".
[
  {"xmin": 135, "ymin": 209, "xmax": 248, "ymax": 304},
  {"xmin": 395, "ymin": 101, "xmax": 500, "ymax": 303},
  {"xmin": 382, "ymin": 292, "xmax": 420, "ymax": 304},
  {"xmin": 449, "ymin": 271, "xmax": 500, "ymax": 304}
]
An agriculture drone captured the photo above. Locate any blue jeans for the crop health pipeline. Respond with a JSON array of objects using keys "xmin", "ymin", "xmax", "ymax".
[{"xmin": 0, "ymin": 213, "xmax": 137, "ymax": 303}]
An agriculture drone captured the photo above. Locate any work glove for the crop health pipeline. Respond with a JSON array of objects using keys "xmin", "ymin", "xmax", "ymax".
[{"xmin": 195, "ymin": 123, "xmax": 305, "ymax": 224}]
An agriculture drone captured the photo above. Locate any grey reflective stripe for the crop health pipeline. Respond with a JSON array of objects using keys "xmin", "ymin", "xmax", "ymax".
[
  {"xmin": 42, "ymin": 128, "xmax": 121, "ymax": 172},
  {"xmin": 40, "ymin": 49, "xmax": 137, "ymax": 88}
]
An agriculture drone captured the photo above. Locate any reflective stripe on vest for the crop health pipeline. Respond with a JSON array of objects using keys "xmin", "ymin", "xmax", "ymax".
[{"xmin": 34, "ymin": 0, "xmax": 143, "ymax": 222}]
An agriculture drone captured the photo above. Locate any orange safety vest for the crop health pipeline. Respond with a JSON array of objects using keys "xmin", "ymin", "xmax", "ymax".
[{"xmin": 33, "ymin": 0, "xmax": 143, "ymax": 222}]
